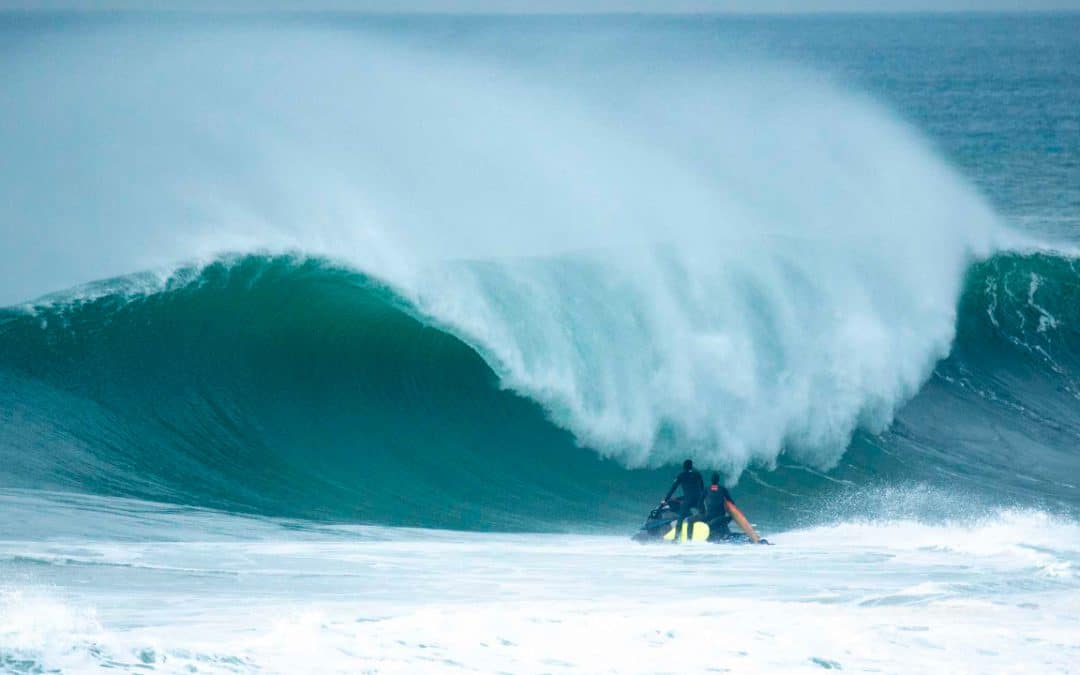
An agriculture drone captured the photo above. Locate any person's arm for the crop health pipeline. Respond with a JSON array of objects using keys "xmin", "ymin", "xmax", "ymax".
[{"xmin": 663, "ymin": 475, "xmax": 680, "ymax": 502}]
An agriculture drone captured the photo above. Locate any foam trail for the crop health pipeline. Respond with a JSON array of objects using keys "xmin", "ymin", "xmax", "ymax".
[{"xmin": 0, "ymin": 22, "xmax": 1005, "ymax": 476}]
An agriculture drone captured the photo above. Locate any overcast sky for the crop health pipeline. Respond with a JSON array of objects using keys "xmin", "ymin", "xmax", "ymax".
[{"xmin": 2, "ymin": 0, "xmax": 1079, "ymax": 13}]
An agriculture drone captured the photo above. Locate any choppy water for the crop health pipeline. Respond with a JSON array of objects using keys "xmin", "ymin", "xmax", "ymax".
[{"xmin": 2, "ymin": 491, "xmax": 1078, "ymax": 673}]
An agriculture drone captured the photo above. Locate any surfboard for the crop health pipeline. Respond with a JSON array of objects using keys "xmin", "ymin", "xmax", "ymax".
[{"xmin": 725, "ymin": 500, "xmax": 760, "ymax": 544}]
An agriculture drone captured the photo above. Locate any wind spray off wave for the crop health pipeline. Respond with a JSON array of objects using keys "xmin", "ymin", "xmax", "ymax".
[{"xmin": 0, "ymin": 23, "xmax": 1006, "ymax": 483}]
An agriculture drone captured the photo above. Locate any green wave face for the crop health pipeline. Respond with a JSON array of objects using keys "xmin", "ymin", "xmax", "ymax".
[
  {"xmin": 0, "ymin": 256, "xmax": 667, "ymax": 531},
  {"xmin": 1, "ymin": 252, "xmax": 1077, "ymax": 531},
  {"xmin": 818, "ymin": 252, "xmax": 1080, "ymax": 520}
]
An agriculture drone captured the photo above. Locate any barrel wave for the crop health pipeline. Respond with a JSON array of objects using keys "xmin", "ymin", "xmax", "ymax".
[
  {"xmin": 1, "ymin": 251, "xmax": 1076, "ymax": 530},
  {"xmin": 0, "ymin": 256, "xmax": 662, "ymax": 530}
]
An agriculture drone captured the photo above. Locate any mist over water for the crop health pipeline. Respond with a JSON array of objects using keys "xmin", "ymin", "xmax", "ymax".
[{"xmin": 0, "ymin": 17, "xmax": 1013, "ymax": 484}]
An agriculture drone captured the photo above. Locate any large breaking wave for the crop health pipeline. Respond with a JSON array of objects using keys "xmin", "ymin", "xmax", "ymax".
[
  {"xmin": 1, "ymin": 251, "xmax": 1076, "ymax": 530},
  {"xmin": 1, "ymin": 16, "xmax": 1076, "ymax": 530}
]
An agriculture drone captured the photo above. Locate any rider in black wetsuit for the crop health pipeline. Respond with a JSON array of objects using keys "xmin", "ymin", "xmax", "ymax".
[
  {"xmin": 663, "ymin": 459, "xmax": 705, "ymax": 542},
  {"xmin": 703, "ymin": 472, "xmax": 735, "ymax": 541}
]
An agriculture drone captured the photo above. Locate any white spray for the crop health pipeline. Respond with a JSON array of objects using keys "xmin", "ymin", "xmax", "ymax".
[{"xmin": 0, "ymin": 22, "xmax": 1004, "ymax": 475}]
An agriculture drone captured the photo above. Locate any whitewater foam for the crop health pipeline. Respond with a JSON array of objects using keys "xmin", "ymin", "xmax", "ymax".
[{"xmin": 2, "ymin": 492, "xmax": 1078, "ymax": 674}]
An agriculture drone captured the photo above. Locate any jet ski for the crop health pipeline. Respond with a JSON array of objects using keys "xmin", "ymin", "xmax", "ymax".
[{"xmin": 632, "ymin": 498, "xmax": 769, "ymax": 544}]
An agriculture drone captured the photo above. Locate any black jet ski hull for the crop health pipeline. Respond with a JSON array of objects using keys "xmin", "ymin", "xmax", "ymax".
[
  {"xmin": 632, "ymin": 502, "xmax": 768, "ymax": 544},
  {"xmin": 632, "ymin": 529, "xmax": 755, "ymax": 545}
]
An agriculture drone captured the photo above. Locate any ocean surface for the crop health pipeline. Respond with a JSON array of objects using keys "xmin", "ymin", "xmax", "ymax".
[{"xmin": 1, "ymin": 11, "xmax": 1078, "ymax": 673}]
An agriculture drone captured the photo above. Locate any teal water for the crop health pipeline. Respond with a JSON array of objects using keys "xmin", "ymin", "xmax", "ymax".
[{"xmin": 1, "ymin": 251, "xmax": 1077, "ymax": 531}]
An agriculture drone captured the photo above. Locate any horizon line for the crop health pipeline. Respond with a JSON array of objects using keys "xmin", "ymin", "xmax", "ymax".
[{"xmin": 2, "ymin": 2, "xmax": 1080, "ymax": 17}]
